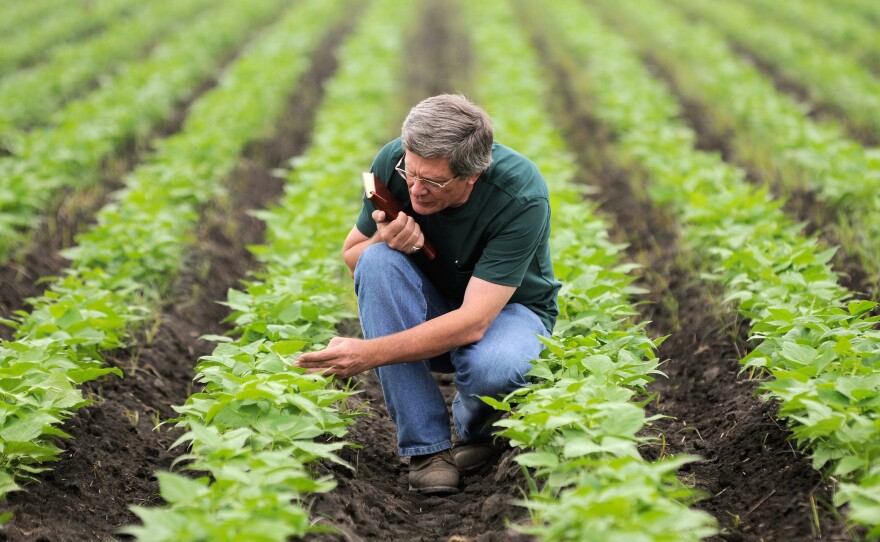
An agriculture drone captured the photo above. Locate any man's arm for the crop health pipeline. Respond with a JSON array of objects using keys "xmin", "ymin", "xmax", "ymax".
[
  {"xmin": 342, "ymin": 225, "xmax": 377, "ymax": 276},
  {"xmin": 343, "ymin": 210, "xmax": 426, "ymax": 276},
  {"xmin": 295, "ymin": 277, "xmax": 516, "ymax": 377}
]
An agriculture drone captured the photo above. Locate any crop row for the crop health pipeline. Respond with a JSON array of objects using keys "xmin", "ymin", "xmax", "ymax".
[
  {"xmin": 459, "ymin": 2, "xmax": 716, "ymax": 539},
  {"xmin": 836, "ymin": 0, "xmax": 880, "ymax": 23},
  {"xmin": 0, "ymin": 0, "xmax": 346, "ymax": 518},
  {"xmin": 0, "ymin": 0, "xmax": 67, "ymax": 39},
  {"xmin": 124, "ymin": 0, "xmax": 415, "ymax": 538},
  {"xmin": 594, "ymin": 0, "xmax": 880, "ymax": 286},
  {"xmin": 549, "ymin": 0, "xmax": 880, "ymax": 535},
  {"xmin": 734, "ymin": 0, "xmax": 880, "ymax": 72},
  {"xmin": 0, "ymin": 0, "xmax": 138, "ymax": 76},
  {"xmin": 670, "ymin": 0, "xmax": 880, "ymax": 144},
  {"xmin": 0, "ymin": 0, "xmax": 216, "ymax": 144},
  {"xmin": 124, "ymin": 0, "xmax": 714, "ymax": 538},
  {"xmin": 0, "ymin": 0, "xmax": 287, "ymax": 261}
]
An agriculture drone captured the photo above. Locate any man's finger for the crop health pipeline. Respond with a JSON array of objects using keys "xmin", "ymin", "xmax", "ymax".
[
  {"xmin": 297, "ymin": 349, "xmax": 336, "ymax": 364},
  {"xmin": 372, "ymin": 209, "xmax": 386, "ymax": 223},
  {"xmin": 303, "ymin": 366, "xmax": 336, "ymax": 375}
]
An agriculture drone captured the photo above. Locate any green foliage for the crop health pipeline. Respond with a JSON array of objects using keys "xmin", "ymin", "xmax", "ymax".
[
  {"xmin": 0, "ymin": 0, "xmax": 138, "ymax": 76},
  {"xmin": 0, "ymin": 0, "xmax": 217, "ymax": 144},
  {"xmin": 593, "ymin": 0, "xmax": 880, "ymax": 283},
  {"xmin": 668, "ymin": 0, "xmax": 880, "ymax": 143},
  {"xmin": 736, "ymin": 0, "xmax": 880, "ymax": 71},
  {"xmin": 0, "ymin": 1, "xmax": 67, "ymax": 40},
  {"xmin": 125, "ymin": 0, "xmax": 418, "ymax": 538},
  {"xmin": 517, "ymin": 456, "xmax": 715, "ymax": 542},
  {"xmin": 0, "ymin": 0, "xmax": 288, "ymax": 260},
  {"xmin": 561, "ymin": 0, "xmax": 880, "ymax": 533},
  {"xmin": 0, "ymin": 0, "xmax": 346, "ymax": 512},
  {"xmin": 462, "ymin": 1, "xmax": 716, "ymax": 539}
]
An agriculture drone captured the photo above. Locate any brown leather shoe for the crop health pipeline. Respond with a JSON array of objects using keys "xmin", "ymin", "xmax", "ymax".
[
  {"xmin": 451, "ymin": 439, "xmax": 502, "ymax": 475},
  {"xmin": 408, "ymin": 449, "xmax": 460, "ymax": 495}
]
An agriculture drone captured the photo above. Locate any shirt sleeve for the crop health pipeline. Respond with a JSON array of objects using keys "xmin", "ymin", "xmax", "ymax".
[
  {"xmin": 473, "ymin": 198, "xmax": 550, "ymax": 287},
  {"xmin": 355, "ymin": 139, "xmax": 403, "ymax": 237},
  {"xmin": 355, "ymin": 193, "xmax": 378, "ymax": 237}
]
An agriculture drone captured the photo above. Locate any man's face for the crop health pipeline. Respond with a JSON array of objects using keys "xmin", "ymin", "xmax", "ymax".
[{"xmin": 401, "ymin": 151, "xmax": 478, "ymax": 215}]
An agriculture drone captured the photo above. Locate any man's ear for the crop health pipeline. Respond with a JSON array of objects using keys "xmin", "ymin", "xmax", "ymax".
[{"xmin": 465, "ymin": 173, "xmax": 481, "ymax": 186}]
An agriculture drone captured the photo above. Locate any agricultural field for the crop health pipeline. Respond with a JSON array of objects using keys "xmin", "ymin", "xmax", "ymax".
[{"xmin": 1, "ymin": 0, "xmax": 879, "ymax": 540}]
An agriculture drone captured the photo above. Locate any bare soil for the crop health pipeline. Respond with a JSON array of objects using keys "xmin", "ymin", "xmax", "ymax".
[
  {"xmin": 531, "ymin": 20, "xmax": 855, "ymax": 541},
  {"xmin": 0, "ymin": 21, "xmax": 346, "ymax": 541},
  {"xmin": 0, "ymin": 2, "xmax": 871, "ymax": 541},
  {"xmin": 639, "ymin": 52, "xmax": 878, "ymax": 301},
  {"xmin": 298, "ymin": 3, "xmax": 533, "ymax": 541}
]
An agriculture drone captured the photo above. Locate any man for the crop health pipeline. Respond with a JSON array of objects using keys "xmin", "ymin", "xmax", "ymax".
[{"xmin": 296, "ymin": 94, "xmax": 560, "ymax": 495}]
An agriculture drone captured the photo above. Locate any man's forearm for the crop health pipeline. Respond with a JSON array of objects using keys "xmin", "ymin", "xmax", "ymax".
[
  {"xmin": 294, "ymin": 308, "xmax": 485, "ymax": 378},
  {"xmin": 343, "ymin": 232, "xmax": 381, "ymax": 275},
  {"xmin": 295, "ymin": 277, "xmax": 515, "ymax": 377}
]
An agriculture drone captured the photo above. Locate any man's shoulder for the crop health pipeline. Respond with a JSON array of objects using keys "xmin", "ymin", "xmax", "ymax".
[
  {"xmin": 485, "ymin": 142, "xmax": 547, "ymax": 200},
  {"xmin": 373, "ymin": 138, "xmax": 405, "ymax": 175}
]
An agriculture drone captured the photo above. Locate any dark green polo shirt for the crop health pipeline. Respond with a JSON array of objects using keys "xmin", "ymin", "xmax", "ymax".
[{"xmin": 355, "ymin": 138, "xmax": 560, "ymax": 333}]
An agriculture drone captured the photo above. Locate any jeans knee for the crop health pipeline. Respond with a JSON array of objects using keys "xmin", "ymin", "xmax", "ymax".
[
  {"xmin": 355, "ymin": 243, "xmax": 390, "ymax": 281},
  {"xmin": 457, "ymin": 357, "xmax": 532, "ymax": 399},
  {"xmin": 356, "ymin": 243, "xmax": 414, "ymax": 281}
]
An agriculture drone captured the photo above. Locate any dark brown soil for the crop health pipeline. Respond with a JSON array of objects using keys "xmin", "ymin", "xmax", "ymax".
[
  {"xmin": 0, "ymin": 22, "xmax": 346, "ymax": 541},
  {"xmin": 305, "ymin": 372, "xmax": 533, "ymax": 542},
  {"xmin": 1, "ymin": 2, "xmax": 872, "ymax": 541},
  {"xmin": 636, "ymin": 53, "xmax": 879, "ymax": 301},
  {"xmin": 529, "ymin": 18, "xmax": 855, "ymax": 541},
  {"xmin": 298, "ymin": 3, "xmax": 533, "ymax": 541},
  {"xmin": 0, "ymin": 38, "xmax": 233, "ymax": 344},
  {"xmin": 667, "ymin": 5, "xmax": 879, "ymax": 148}
]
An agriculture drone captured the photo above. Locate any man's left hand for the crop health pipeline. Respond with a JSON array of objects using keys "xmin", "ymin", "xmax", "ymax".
[{"xmin": 294, "ymin": 337, "xmax": 376, "ymax": 378}]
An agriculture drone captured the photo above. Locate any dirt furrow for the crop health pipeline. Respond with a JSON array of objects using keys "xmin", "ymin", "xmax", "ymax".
[
  {"xmin": 528, "ymin": 24, "xmax": 853, "ymax": 542},
  {"xmin": 0, "ymin": 35, "xmax": 257, "ymax": 343},
  {"xmin": 0, "ymin": 22, "xmax": 349, "ymax": 541},
  {"xmin": 303, "ymin": 2, "xmax": 533, "ymax": 541},
  {"xmin": 634, "ymin": 52, "xmax": 878, "ymax": 303}
]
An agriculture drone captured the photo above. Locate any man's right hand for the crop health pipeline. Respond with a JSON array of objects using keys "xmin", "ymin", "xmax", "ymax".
[{"xmin": 373, "ymin": 209, "xmax": 425, "ymax": 255}]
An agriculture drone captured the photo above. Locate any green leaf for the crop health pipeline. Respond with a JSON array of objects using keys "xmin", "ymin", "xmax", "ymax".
[
  {"xmin": 779, "ymin": 342, "xmax": 817, "ymax": 366},
  {"xmin": 515, "ymin": 452, "xmax": 559, "ymax": 468},
  {"xmin": 68, "ymin": 366, "xmax": 123, "ymax": 384},
  {"xmin": 199, "ymin": 334, "xmax": 234, "ymax": 343},
  {"xmin": 480, "ymin": 395, "xmax": 511, "ymax": 412},
  {"xmin": 156, "ymin": 471, "xmax": 208, "ymax": 504},
  {"xmin": 270, "ymin": 340, "xmax": 307, "ymax": 355},
  {"xmin": 833, "ymin": 455, "xmax": 867, "ymax": 478}
]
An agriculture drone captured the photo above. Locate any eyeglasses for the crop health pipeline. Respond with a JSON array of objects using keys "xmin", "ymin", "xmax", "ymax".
[{"xmin": 394, "ymin": 156, "xmax": 461, "ymax": 192}]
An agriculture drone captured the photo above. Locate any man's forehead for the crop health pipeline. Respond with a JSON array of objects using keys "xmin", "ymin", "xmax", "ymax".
[{"xmin": 404, "ymin": 151, "xmax": 452, "ymax": 171}]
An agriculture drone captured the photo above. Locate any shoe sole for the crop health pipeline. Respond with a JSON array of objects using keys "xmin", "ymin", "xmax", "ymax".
[{"xmin": 408, "ymin": 484, "xmax": 461, "ymax": 496}]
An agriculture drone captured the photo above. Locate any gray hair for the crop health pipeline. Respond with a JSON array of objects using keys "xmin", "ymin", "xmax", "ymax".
[{"xmin": 402, "ymin": 94, "xmax": 493, "ymax": 178}]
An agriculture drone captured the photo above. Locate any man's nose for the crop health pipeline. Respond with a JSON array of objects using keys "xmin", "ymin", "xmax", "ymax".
[{"xmin": 409, "ymin": 179, "xmax": 429, "ymax": 196}]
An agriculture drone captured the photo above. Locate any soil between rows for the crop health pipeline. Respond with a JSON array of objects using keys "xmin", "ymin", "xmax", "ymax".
[
  {"xmin": 1, "ymin": 2, "xmax": 871, "ymax": 541},
  {"xmin": 0, "ymin": 19, "xmax": 347, "ymax": 541},
  {"xmin": 298, "ymin": 3, "xmax": 534, "ymax": 541},
  {"xmin": 0, "ymin": 27, "xmax": 249, "ymax": 344},
  {"xmin": 528, "ymin": 15, "xmax": 855, "ymax": 541}
]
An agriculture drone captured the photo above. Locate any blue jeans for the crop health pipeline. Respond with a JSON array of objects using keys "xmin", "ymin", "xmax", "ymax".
[{"xmin": 354, "ymin": 243, "xmax": 548, "ymax": 457}]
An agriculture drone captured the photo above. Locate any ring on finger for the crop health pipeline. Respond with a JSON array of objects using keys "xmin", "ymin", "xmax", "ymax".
[{"xmin": 411, "ymin": 245, "xmax": 421, "ymax": 254}]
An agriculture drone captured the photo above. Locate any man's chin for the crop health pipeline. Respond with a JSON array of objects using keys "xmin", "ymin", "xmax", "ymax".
[{"xmin": 411, "ymin": 200, "xmax": 438, "ymax": 215}]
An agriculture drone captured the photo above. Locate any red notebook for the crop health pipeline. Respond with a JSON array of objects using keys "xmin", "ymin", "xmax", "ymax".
[{"xmin": 362, "ymin": 172, "xmax": 436, "ymax": 260}]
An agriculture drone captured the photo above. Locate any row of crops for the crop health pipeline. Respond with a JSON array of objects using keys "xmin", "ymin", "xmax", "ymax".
[{"xmin": 1, "ymin": 0, "xmax": 879, "ymax": 539}]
